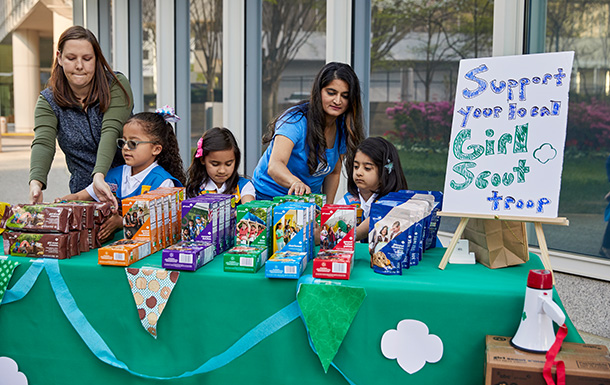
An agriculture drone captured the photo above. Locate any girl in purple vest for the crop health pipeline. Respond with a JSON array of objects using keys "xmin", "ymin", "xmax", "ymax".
[{"xmin": 59, "ymin": 107, "xmax": 186, "ymax": 241}]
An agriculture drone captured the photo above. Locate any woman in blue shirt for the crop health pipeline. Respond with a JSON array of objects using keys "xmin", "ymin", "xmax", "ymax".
[{"xmin": 252, "ymin": 62, "xmax": 365, "ymax": 203}]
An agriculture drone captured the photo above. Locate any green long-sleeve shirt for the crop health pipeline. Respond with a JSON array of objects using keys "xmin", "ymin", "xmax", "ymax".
[{"xmin": 29, "ymin": 73, "xmax": 134, "ymax": 189}]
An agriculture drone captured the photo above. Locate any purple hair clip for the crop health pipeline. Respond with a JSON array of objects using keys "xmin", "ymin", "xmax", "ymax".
[{"xmin": 155, "ymin": 105, "xmax": 181, "ymax": 123}]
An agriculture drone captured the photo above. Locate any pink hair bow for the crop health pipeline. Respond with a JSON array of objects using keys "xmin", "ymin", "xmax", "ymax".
[
  {"xmin": 155, "ymin": 105, "xmax": 181, "ymax": 123},
  {"xmin": 195, "ymin": 137, "xmax": 204, "ymax": 158}
]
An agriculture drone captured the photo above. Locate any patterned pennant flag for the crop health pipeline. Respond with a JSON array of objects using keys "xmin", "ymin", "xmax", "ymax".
[
  {"xmin": 125, "ymin": 267, "xmax": 180, "ymax": 338},
  {"xmin": 297, "ymin": 284, "xmax": 366, "ymax": 372},
  {"xmin": 0, "ymin": 259, "xmax": 20, "ymax": 304}
]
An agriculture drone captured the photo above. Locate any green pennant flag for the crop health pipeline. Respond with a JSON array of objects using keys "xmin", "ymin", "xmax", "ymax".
[
  {"xmin": 0, "ymin": 259, "xmax": 20, "ymax": 304},
  {"xmin": 297, "ymin": 283, "xmax": 366, "ymax": 372}
]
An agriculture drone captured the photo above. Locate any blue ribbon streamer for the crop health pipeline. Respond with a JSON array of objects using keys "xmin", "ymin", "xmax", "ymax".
[
  {"xmin": 43, "ymin": 258, "xmax": 302, "ymax": 380},
  {"xmin": 2, "ymin": 260, "xmax": 44, "ymax": 304},
  {"xmin": 3, "ymin": 260, "xmax": 357, "ymax": 383}
]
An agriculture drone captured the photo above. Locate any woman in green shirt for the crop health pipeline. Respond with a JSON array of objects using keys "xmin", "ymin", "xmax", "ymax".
[{"xmin": 29, "ymin": 26, "xmax": 133, "ymax": 209}]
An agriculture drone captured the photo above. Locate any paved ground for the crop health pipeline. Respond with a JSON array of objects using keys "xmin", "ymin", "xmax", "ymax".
[{"xmin": 0, "ymin": 134, "xmax": 71, "ymax": 205}]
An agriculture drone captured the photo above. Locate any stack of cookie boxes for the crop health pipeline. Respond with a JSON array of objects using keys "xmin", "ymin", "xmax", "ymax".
[
  {"xmin": 163, "ymin": 194, "xmax": 234, "ymax": 271},
  {"xmin": 264, "ymin": 199, "xmax": 316, "ymax": 278},
  {"xmin": 312, "ymin": 204, "xmax": 357, "ymax": 280},
  {"xmin": 2, "ymin": 201, "xmax": 113, "ymax": 259},
  {"xmin": 98, "ymin": 187, "xmax": 185, "ymax": 267},
  {"xmin": 368, "ymin": 190, "xmax": 443, "ymax": 275}
]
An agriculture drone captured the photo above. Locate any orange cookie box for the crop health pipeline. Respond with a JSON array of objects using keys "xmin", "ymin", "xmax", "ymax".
[
  {"xmin": 98, "ymin": 239, "xmax": 152, "ymax": 266},
  {"xmin": 155, "ymin": 187, "xmax": 185, "ymax": 245},
  {"xmin": 122, "ymin": 194, "xmax": 161, "ymax": 253}
]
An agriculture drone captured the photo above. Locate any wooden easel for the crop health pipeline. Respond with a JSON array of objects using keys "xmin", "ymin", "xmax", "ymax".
[{"xmin": 437, "ymin": 212, "xmax": 569, "ymax": 283}]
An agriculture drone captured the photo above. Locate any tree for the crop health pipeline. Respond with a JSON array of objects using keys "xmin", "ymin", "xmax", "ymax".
[
  {"xmin": 262, "ymin": 0, "xmax": 325, "ymax": 127},
  {"xmin": 442, "ymin": 0, "xmax": 493, "ymax": 59},
  {"xmin": 191, "ymin": 0, "xmax": 223, "ymax": 103},
  {"xmin": 370, "ymin": 0, "xmax": 414, "ymax": 71},
  {"xmin": 406, "ymin": 1, "xmax": 460, "ymax": 101}
]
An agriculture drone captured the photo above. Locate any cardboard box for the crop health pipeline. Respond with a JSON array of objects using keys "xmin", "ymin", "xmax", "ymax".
[
  {"xmin": 162, "ymin": 241, "xmax": 215, "ymax": 271},
  {"xmin": 223, "ymin": 246, "xmax": 268, "ymax": 273},
  {"xmin": 312, "ymin": 250, "xmax": 354, "ymax": 280},
  {"xmin": 320, "ymin": 204, "xmax": 356, "ymax": 254},
  {"xmin": 98, "ymin": 239, "xmax": 151, "ymax": 266},
  {"xmin": 485, "ymin": 335, "xmax": 610, "ymax": 385},
  {"xmin": 122, "ymin": 195, "xmax": 160, "ymax": 253},
  {"xmin": 181, "ymin": 197, "xmax": 218, "ymax": 250},
  {"xmin": 272, "ymin": 203, "xmax": 308, "ymax": 254},
  {"xmin": 155, "ymin": 187, "xmax": 185, "ymax": 245},
  {"xmin": 265, "ymin": 251, "xmax": 308, "ymax": 279}
]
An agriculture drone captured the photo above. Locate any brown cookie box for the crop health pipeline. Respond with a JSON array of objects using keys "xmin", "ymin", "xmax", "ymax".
[
  {"xmin": 67, "ymin": 231, "xmax": 80, "ymax": 257},
  {"xmin": 53, "ymin": 203, "xmax": 86, "ymax": 231},
  {"xmin": 78, "ymin": 228, "xmax": 90, "ymax": 252},
  {"xmin": 2, "ymin": 231, "xmax": 70, "ymax": 259},
  {"xmin": 5, "ymin": 204, "xmax": 73, "ymax": 233}
]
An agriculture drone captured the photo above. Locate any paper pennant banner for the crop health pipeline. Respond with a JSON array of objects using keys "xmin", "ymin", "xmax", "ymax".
[
  {"xmin": 297, "ymin": 283, "xmax": 366, "ymax": 372},
  {"xmin": 125, "ymin": 267, "xmax": 180, "ymax": 338},
  {"xmin": 0, "ymin": 259, "xmax": 20, "ymax": 304}
]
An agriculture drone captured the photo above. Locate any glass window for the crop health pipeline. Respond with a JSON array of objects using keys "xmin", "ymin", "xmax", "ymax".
[
  {"xmin": 142, "ymin": 0, "xmax": 157, "ymax": 111},
  {"xmin": 190, "ymin": 0, "xmax": 223, "ymax": 150},
  {"xmin": 369, "ymin": 0, "xmax": 494, "ymax": 233},
  {"xmin": 529, "ymin": 0, "xmax": 610, "ymax": 259},
  {"xmin": 261, "ymin": 0, "xmax": 326, "ymax": 132}
]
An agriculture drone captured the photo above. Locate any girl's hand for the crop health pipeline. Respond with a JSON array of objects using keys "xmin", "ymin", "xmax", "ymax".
[
  {"xmin": 98, "ymin": 213, "xmax": 123, "ymax": 243},
  {"xmin": 92, "ymin": 173, "xmax": 118, "ymax": 212},
  {"xmin": 29, "ymin": 180, "xmax": 44, "ymax": 204},
  {"xmin": 288, "ymin": 180, "xmax": 311, "ymax": 196}
]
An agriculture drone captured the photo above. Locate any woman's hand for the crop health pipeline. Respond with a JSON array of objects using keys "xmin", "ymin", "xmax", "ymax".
[
  {"xmin": 92, "ymin": 173, "xmax": 118, "ymax": 211},
  {"xmin": 29, "ymin": 180, "xmax": 44, "ymax": 204},
  {"xmin": 55, "ymin": 193, "xmax": 80, "ymax": 203},
  {"xmin": 288, "ymin": 180, "xmax": 311, "ymax": 196},
  {"xmin": 98, "ymin": 212, "xmax": 123, "ymax": 243}
]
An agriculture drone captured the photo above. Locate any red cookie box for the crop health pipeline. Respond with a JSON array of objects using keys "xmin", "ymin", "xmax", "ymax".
[
  {"xmin": 320, "ymin": 204, "xmax": 356, "ymax": 254},
  {"xmin": 312, "ymin": 250, "xmax": 354, "ymax": 280}
]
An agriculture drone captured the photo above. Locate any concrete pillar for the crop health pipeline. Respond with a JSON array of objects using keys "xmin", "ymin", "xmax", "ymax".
[
  {"xmin": 53, "ymin": 12, "xmax": 73, "ymax": 54},
  {"xmin": 12, "ymin": 29, "xmax": 40, "ymax": 133}
]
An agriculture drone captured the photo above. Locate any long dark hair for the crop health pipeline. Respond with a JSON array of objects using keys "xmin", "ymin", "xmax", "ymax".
[
  {"xmin": 263, "ymin": 62, "xmax": 365, "ymax": 175},
  {"xmin": 49, "ymin": 26, "xmax": 130, "ymax": 111},
  {"xmin": 346, "ymin": 137, "xmax": 408, "ymax": 199},
  {"xmin": 125, "ymin": 112, "xmax": 186, "ymax": 185},
  {"xmin": 186, "ymin": 127, "xmax": 241, "ymax": 198}
]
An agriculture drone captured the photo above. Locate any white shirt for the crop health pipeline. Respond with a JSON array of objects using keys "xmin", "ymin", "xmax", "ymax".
[
  {"xmin": 199, "ymin": 178, "xmax": 256, "ymax": 198},
  {"xmin": 86, "ymin": 161, "xmax": 174, "ymax": 202},
  {"xmin": 359, "ymin": 191, "xmax": 378, "ymax": 219}
]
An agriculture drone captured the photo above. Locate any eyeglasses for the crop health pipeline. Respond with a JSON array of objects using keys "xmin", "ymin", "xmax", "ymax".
[{"xmin": 116, "ymin": 138, "xmax": 157, "ymax": 150}]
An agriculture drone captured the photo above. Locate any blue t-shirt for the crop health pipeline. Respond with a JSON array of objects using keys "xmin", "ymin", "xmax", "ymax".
[{"xmin": 252, "ymin": 105, "xmax": 347, "ymax": 197}]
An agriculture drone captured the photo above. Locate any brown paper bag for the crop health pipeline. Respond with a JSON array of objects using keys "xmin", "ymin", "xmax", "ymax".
[{"xmin": 462, "ymin": 218, "xmax": 529, "ymax": 269}]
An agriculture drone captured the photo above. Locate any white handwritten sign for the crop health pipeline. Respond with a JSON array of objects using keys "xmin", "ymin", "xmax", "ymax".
[{"xmin": 442, "ymin": 52, "xmax": 574, "ymax": 219}]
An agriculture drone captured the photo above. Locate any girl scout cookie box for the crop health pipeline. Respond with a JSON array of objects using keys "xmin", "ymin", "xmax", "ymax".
[
  {"xmin": 368, "ymin": 197, "xmax": 434, "ymax": 275},
  {"xmin": 265, "ymin": 251, "xmax": 308, "ymax": 279},
  {"xmin": 320, "ymin": 204, "xmax": 357, "ymax": 253},
  {"xmin": 155, "ymin": 187, "xmax": 186, "ymax": 244},
  {"xmin": 98, "ymin": 239, "xmax": 151, "ymax": 266},
  {"xmin": 236, "ymin": 201, "xmax": 273, "ymax": 249},
  {"xmin": 181, "ymin": 196, "xmax": 218, "ymax": 252},
  {"xmin": 223, "ymin": 245, "xmax": 268, "ymax": 273},
  {"xmin": 122, "ymin": 194, "xmax": 161, "ymax": 253},
  {"xmin": 272, "ymin": 202, "xmax": 313, "ymax": 255},
  {"xmin": 162, "ymin": 241, "xmax": 215, "ymax": 271},
  {"xmin": 312, "ymin": 249, "xmax": 354, "ymax": 280}
]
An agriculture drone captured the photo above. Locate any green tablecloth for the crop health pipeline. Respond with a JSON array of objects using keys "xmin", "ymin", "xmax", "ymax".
[{"xmin": 0, "ymin": 243, "xmax": 582, "ymax": 384}]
